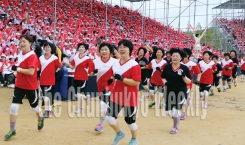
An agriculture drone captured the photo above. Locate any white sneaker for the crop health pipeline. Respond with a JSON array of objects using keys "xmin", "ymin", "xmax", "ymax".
[
  {"xmin": 8, "ymin": 84, "xmax": 15, "ymax": 88},
  {"xmin": 75, "ymin": 109, "xmax": 82, "ymax": 114},
  {"xmin": 0, "ymin": 84, "xmax": 3, "ymax": 87}
]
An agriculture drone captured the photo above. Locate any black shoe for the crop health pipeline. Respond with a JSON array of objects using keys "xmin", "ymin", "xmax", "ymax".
[
  {"xmin": 38, "ymin": 117, "xmax": 44, "ymax": 130},
  {"xmin": 4, "ymin": 130, "xmax": 16, "ymax": 140}
]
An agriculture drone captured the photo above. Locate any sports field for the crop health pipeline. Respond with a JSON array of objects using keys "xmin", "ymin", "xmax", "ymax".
[{"xmin": 0, "ymin": 77, "xmax": 244, "ymax": 145}]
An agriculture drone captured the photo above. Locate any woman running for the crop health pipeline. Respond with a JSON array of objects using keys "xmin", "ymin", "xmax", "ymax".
[
  {"xmin": 92, "ymin": 42, "xmax": 117, "ymax": 132},
  {"xmin": 209, "ymin": 55, "xmax": 222, "ymax": 96},
  {"xmin": 105, "ymin": 39, "xmax": 141, "ymax": 145},
  {"xmin": 161, "ymin": 48, "xmax": 191, "ymax": 134},
  {"xmin": 198, "ymin": 51, "xmax": 217, "ymax": 109},
  {"xmin": 39, "ymin": 42, "xmax": 61, "ymax": 118},
  {"xmin": 220, "ymin": 53, "xmax": 234, "ymax": 91},
  {"xmin": 180, "ymin": 48, "xmax": 201, "ymax": 120},
  {"xmin": 230, "ymin": 50, "xmax": 238, "ymax": 87},
  {"xmin": 66, "ymin": 43, "xmax": 94, "ymax": 114},
  {"xmin": 147, "ymin": 48, "xmax": 167, "ymax": 109},
  {"xmin": 4, "ymin": 35, "xmax": 44, "ymax": 140},
  {"xmin": 135, "ymin": 47, "xmax": 149, "ymax": 98}
]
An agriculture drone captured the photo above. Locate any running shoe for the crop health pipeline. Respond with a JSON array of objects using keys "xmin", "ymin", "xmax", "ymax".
[
  {"xmin": 148, "ymin": 102, "xmax": 155, "ymax": 108},
  {"xmin": 38, "ymin": 117, "xmax": 44, "ymax": 130},
  {"xmin": 234, "ymin": 83, "xmax": 237, "ymax": 87},
  {"xmin": 170, "ymin": 128, "xmax": 179, "ymax": 134},
  {"xmin": 180, "ymin": 113, "xmax": 186, "ymax": 120},
  {"xmin": 4, "ymin": 130, "xmax": 16, "ymax": 140},
  {"xmin": 228, "ymin": 85, "xmax": 231, "ymax": 89},
  {"xmin": 217, "ymin": 88, "xmax": 221, "ymax": 92},
  {"xmin": 95, "ymin": 124, "xmax": 103, "ymax": 132},
  {"xmin": 75, "ymin": 109, "xmax": 82, "ymax": 114},
  {"xmin": 223, "ymin": 89, "xmax": 226, "ymax": 92},
  {"xmin": 128, "ymin": 138, "xmax": 138, "ymax": 145},
  {"xmin": 209, "ymin": 93, "xmax": 214, "ymax": 96},
  {"xmin": 112, "ymin": 131, "xmax": 125, "ymax": 145}
]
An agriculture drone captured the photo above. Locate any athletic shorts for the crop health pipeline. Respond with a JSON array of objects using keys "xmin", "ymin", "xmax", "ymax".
[
  {"xmin": 106, "ymin": 101, "xmax": 137, "ymax": 124},
  {"xmin": 74, "ymin": 80, "xmax": 87, "ymax": 95},
  {"xmin": 12, "ymin": 87, "xmax": 39, "ymax": 108},
  {"xmin": 40, "ymin": 85, "xmax": 54, "ymax": 104},
  {"xmin": 232, "ymin": 68, "xmax": 237, "ymax": 78},
  {"xmin": 241, "ymin": 70, "xmax": 245, "ymax": 75},
  {"xmin": 99, "ymin": 90, "xmax": 111, "ymax": 104},
  {"xmin": 149, "ymin": 83, "xmax": 164, "ymax": 93},
  {"xmin": 199, "ymin": 84, "xmax": 212, "ymax": 92},
  {"xmin": 222, "ymin": 75, "xmax": 232, "ymax": 82},
  {"xmin": 164, "ymin": 88, "xmax": 187, "ymax": 111},
  {"xmin": 212, "ymin": 76, "xmax": 220, "ymax": 87}
]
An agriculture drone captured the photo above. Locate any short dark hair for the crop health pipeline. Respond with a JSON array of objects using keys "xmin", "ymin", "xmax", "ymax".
[
  {"xmin": 203, "ymin": 51, "xmax": 213, "ymax": 57},
  {"xmin": 224, "ymin": 52, "xmax": 230, "ymax": 57},
  {"xmin": 20, "ymin": 35, "xmax": 34, "ymax": 43},
  {"xmin": 44, "ymin": 42, "xmax": 56, "ymax": 54},
  {"xmin": 156, "ymin": 48, "xmax": 165, "ymax": 58},
  {"xmin": 99, "ymin": 42, "xmax": 113, "ymax": 54},
  {"xmin": 212, "ymin": 55, "xmax": 219, "ymax": 60},
  {"xmin": 165, "ymin": 51, "xmax": 170, "ymax": 55},
  {"xmin": 169, "ymin": 48, "xmax": 185, "ymax": 58},
  {"xmin": 230, "ymin": 50, "xmax": 237, "ymax": 55},
  {"xmin": 182, "ymin": 48, "xmax": 192, "ymax": 59},
  {"xmin": 77, "ymin": 43, "xmax": 89, "ymax": 50},
  {"xmin": 195, "ymin": 34, "xmax": 200, "ymax": 37},
  {"xmin": 118, "ymin": 39, "xmax": 133, "ymax": 56},
  {"xmin": 137, "ymin": 47, "xmax": 147, "ymax": 56}
]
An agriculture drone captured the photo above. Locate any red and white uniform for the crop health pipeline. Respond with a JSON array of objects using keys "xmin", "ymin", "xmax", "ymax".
[
  {"xmin": 39, "ymin": 55, "xmax": 61, "ymax": 86},
  {"xmin": 70, "ymin": 54, "xmax": 94, "ymax": 81},
  {"xmin": 93, "ymin": 57, "xmax": 116, "ymax": 93},
  {"xmin": 15, "ymin": 51, "xmax": 39, "ymax": 90},
  {"xmin": 181, "ymin": 60, "xmax": 201, "ymax": 88},
  {"xmin": 148, "ymin": 59, "xmax": 167, "ymax": 86},
  {"xmin": 110, "ymin": 59, "xmax": 141, "ymax": 107},
  {"xmin": 240, "ymin": 59, "xmax": 245, "ymax": 71},
  {"xmin": 198, "ymin": 60, "xmax": 217, "ymax": 84},
  {"xmin": 221, "ymin": 59, "xmax": 234, "ymax": 77}
]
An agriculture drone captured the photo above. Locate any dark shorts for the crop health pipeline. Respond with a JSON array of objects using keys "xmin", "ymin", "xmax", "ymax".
[
  {"xmin": 106, "ymin": 101, "xmax": 137, "ymax": 124},
  {"xmin": 222, "ymin": 75, "xmax": 232, "ymax": 82},
  {"xmin": 164, "ymin": 88, "xmax": 187, "ymax": 111},
  {"xmin": 74, "ymin": 80, "xmax": 87, "ymax": 95},
  {"xmin": 12, "ymin": 87, "xmax": 39, "ymax": 108},
  {"xmin": 212, "ymin": 76, "xmax": 220, "ymax": 87},
  {"xmin": 99, "ymin": 90, "xmax": 111, "ymax": 104},
  {"xmin": 149, "ymin": 83, "xmax": 164, "ymax": 93},
  {"xmin": 40, "ymin": 85, "xmax": 54, "ymax": 105},
  {"xmin": 241, "ymin": 70, "xmax": 245, "ymax": 75},
  {"xmin": 232, "ymin": 68, "xmax": 237, "ymax": 78},
  {"xmin": 199, "ymin": 84, "xmax": 212, "ymax": 92}
]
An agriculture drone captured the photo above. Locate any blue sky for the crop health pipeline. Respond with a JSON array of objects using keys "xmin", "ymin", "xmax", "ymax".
[{"xmin": 105, "ymin": 0, "xmax": 244, "ymax": 32}]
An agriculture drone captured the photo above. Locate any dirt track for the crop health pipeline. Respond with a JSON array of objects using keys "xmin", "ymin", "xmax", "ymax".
[{"xmin": 0, "ymin": 77, "xmax": 244, "ymax": 145}]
